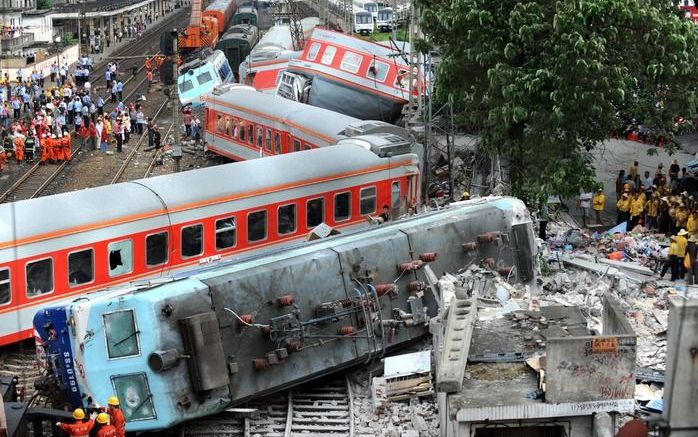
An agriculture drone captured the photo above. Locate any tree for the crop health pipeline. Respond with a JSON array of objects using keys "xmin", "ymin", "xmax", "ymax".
[
  {"xmin": 418, "ymin": 0, "xmax": 698, "ymax": 203},
  {"xmin": 37, "ymin": 0, "xmax": 52, "ymax": 9}
]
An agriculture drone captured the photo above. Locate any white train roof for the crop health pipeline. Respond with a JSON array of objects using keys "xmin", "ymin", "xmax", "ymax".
[
  {"xmin": 0, "ymin": 144, "xmax": 409, "ymax": 244},
  {"xmin": 205, "ymin": 0, "xmax": 233, "ymax": 12},
  {"xmin": 202, "ymin": 85, "xmax": 362, "ymax": 140}
]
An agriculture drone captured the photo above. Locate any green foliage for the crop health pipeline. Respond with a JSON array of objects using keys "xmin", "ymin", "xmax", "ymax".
[
  {"xmin": 418, "ymin": 0, "xmax": 698, "ymax": 204},
  {"xmin": 37, "ymin": 0, "xmax": 52, "ymax": 9},
  {"xmin": 62, "ymin": 34, "xmax": 76, "ymax": 45}
]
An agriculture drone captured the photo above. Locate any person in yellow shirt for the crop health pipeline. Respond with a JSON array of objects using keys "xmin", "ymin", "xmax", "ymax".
[
  {"xmin": 675, "ymin": 203, "xmax": 689, "ymax": 232},
  {"xmin": 592, "ymin": 188, "xmax": 605, "ymax": 225},
  {"xmin": 629, "ymin": 161, "xmax": 639, "ymax": 185},
  {"xmin": 645, "ymin": 193, "xmax": 660, "ymax": 230},
  {"xmin": 687, "ymin": 209, "xmax": 698, "ymax": 237},
  {"xmin": 629, "ymin": 191, "xmax": 644, "ymax": 230},
  {"xmin": 662, "ymin": 229, "xmax": 689, "ymax": 281},
  {"xmin": 616, "ymin": 192, "xmax": 631, "ymax": 225}
]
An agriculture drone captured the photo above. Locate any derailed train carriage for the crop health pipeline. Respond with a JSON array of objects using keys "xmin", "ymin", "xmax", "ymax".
[{"xmin": 33, "ymin": 197, "xmax": 536, "ymax": 432}]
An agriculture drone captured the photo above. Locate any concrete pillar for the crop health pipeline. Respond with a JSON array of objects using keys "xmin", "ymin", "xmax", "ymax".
[{"xmin": 662, "ymin": 298, "xmax": 698, "ymax": 437}]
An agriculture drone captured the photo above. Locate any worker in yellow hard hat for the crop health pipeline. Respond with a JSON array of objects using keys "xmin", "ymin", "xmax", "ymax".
[
  {"xmin": 106, "ymin": 396, "xmax": 125, "ymax": 437},
  {"xmin": 460, "ymin": 191, "xmax": 470, "ymax": 201},
  {"xmin": 56, "ymin": 408, "xmax": 95, "ymax": 436},
  {"xmin": 94, "ymin": 412, "xmax": 118, "ymax": 437}
]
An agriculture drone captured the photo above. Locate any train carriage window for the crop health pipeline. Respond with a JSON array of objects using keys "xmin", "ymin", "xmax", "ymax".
[
  {"xmin": 216, "ymin": 114, "xmax": 224, "ymax": 133},
  {"xmin": 181, "ymin": 224, "xmax": 204, "ymax": 258},
  {"xmin": 247, "ymin": 210, "xmax": 267, "ymax": 242},
  {"xmin": 360, "ymin": 186, "xmax": 377, "ymax": 215},
  {"xmin": 247, "ymin": 125, "xmax": 254, "ymax": 144},
  {"xmin": 197, "ymin": 71, "xmax": 213, "ymax": 85},
  {"xmin": 367, "ymin": 60, "xmax": 389, "ymax": 82},
  {"xmin": 306, "ymin": 198, "xmax": 324, "ymax": 228},
  {"xmin": 340, "ymin": 51, "xmax": 362, "ymax": 74},
  {"xmin": 178, "ymin": 80, "xmax": 194, "ymax": 93},
  {"xmin": 108, "ymin": 240, "xmax": 133, "ymax": 278},
  {"xmin": 0, "ymin": 268, "xmax": 10, "ymax": 305},
  {"xmin": 146, "ymin": 232, "xmax": 168, "ymax": 267},
  {"xmin": 265, "ymin": 129, "xmax": 272, "ymax": 151},
  {"xmin": 215, "ymin": 216, "xmax": 236, "ymax": 250},
  {"xmin": 224, "ymin": 117, "xmax": 231, "ymax": 136},
  {"xmin": 239, "ymin": 121, "xmax": 246, "ymax": 141},
  {"xmin": 303, "ymin": 143, "xmax": 311, "ymax": 150},
  {"xmin": 104, "ymin": 310, "xmax": 140, "ymax": 359},
  {"xmin": 68, "ymin": 248, "xmax": 94, "ymax": 287},
  {"xmin": 278, "ymin": 204, "xmax": 297, "ymax": 235},
  {"xmin": 274, "ymin": 132, "xmax": 281, "ymax": 154},
  {"xmin": 26, "ymin": 258, "xmax": 53, "ymax": 297},
  {"xmin": 307, "ymin": 42, "xmax": 321, "ymax": 61},
  {"xmin": 391, "ymin": 181, "xmax": 401, "ymax": 210},
  {"xmin": 334, "ymin": 192, "xmax": 351, "ymax": 221},
  {"xmin": 321, "ymin": 46, "xmax": 337, "ymax": 65},
  {"xmin": 256, "ymin": 127, "xmax": 263, "ymax": 149},
  {"xmin": 111, "ymin": 373, "xmax": 156, "ymax": 421},
  {"xmin": 293, "ymin": 139, "xmax": 301, "ymax": 152}
]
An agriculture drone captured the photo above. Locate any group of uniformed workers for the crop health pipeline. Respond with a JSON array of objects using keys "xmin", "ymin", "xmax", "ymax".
[
  {"xmin": 0, "ymin": 131, "xmax": 72, "ymax": 166},
  {"xmin": 56, "ymin": 395, "xmax": 125, "ymax": 437}
]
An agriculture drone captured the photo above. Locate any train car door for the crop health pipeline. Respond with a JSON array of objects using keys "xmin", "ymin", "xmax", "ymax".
[
  {"xmin": 391, "ymin": 180, "xmax": 402, "ymax": 218},
  {"xmin": 407, "ymin": 174, "xmax": 419, "ymax": 208}
]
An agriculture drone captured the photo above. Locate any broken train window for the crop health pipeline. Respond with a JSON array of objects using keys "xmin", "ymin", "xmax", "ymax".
[{"xmin": 108, "ymin": 240, "xmax": 134, "ymax": 278}]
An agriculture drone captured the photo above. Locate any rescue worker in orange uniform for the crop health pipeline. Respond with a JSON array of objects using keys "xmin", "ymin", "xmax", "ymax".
[
  {"xmin": 40, "ymin": 134, "xmax": 49, "ymax": 164},
  {"xmin": 63, "ymin": 131, "xmax": 72, "ymax": 162},
  {"xmin": 105, "ymin": 396, "xmax": 126, "ymax": 437},
  {"xmin": 144, "ymin": 57, "xmax": 152, "ymax": 71},
  {"xmin": 0, "ymin": 142, "xmax": 6, "ymax": 171},
  {"xmin": 56, "ymin": 408, "xmax": 94, "ymax": 437},
  {"xmin": 14, "ymin": 134, "xmax": 24, "ymax": 163},
  {"xmin": 49, "ymin": 134, "xmax": 57, "ymax": 162},
  {"xmin": 94, "ymin": 412, "xmax": 119, "ymax": 437}
]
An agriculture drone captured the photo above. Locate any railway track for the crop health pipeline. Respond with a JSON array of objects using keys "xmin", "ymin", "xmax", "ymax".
[
  {"xmin": 181, "ymin": 376, "xmax": 354, "ymax": 437},
  {"xmin": 110, "ymin": 98, "xmax": 174, "ymax": 184}
]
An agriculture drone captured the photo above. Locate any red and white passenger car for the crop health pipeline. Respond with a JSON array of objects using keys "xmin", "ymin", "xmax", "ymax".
[
  {"xmin": 202, "ymin": 83, "xmax": 409, "ymax": 161},
  {"xmin": 0, "ymin": 143, "xmax": 419, "ymax": 345}
]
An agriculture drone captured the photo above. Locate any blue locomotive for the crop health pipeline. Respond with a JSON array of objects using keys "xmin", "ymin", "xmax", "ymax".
[{"xmin": 33, "ymin": 197, "xmax": 536, "ymax": 432}]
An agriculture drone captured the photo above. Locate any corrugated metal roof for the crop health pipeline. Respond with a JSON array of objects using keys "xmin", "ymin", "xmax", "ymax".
[{"xmin": 452, "ymin": 398, "xmax": 634, "ymax": 422}]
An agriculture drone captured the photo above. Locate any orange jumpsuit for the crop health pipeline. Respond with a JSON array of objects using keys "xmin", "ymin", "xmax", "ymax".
[
  {"xmin": 40, "ymin": 138, "xmax": 49, "ymax": 163},
  {"xmin": 47, "ymin": 137, "xmax": 56, "ymax": 162},
  {"xmin": 58, "ymin": 419, "xmax": 94, "ymax": 437},
  {"xmin": 144, "ymin": 58, "xmax": 152, "ymax": 71},
  {"xmin": 0, "ymin": 147, "xmax": 6, "ymax": 170},
  {"xmin": 14, "ymin": 137, "xmax": 24, "ymax": 162},
  {"xmin": 96, "ymin": 424, "xmax": 119, "ymax": 437},
  {"xmin": 107, "ymin": 407, "xmax": 125, "ymax": 437},
  {"xmin": 64, "ymin": 135, "xmax": 72, "ymax": 161}
]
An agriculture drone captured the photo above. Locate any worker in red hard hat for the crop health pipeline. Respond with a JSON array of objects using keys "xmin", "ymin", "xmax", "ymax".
[
  {"xmin": 56, "ymin": 408, "xmax": 95, "ymax": 437},
  {"xmin": 94, "ymin": 412, "xmax": 119, "ymax": 437},
  {"xmin": 106, "ymin": 396, "xmax": 126, "ymax": 437}
]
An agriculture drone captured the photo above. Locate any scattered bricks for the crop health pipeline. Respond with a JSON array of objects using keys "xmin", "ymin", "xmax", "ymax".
[
  {"xmin": 462, "ymin": 241, "xmax": 478, "ymax": 252},
  {"xmin": 278, "ymin": 294, "xmax": 294, "ymax": 306},
  {"xmin": 419, "ymin": 252, "xmax": 438, "ymax": 262}
]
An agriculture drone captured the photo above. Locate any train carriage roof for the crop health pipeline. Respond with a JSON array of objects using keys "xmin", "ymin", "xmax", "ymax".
[
  {"xmin": 202, "ymin": 86, "xmax": 361, "ymax": 141},
  {"xmin": 205, "ymin": 0, "xmax": 234, "ymax": 12},
  {"xmin": 0, "ymin": 144, "xmax": 408, "ymax": 243}
]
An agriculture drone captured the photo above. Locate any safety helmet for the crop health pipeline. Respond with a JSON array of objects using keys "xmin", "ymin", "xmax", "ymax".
[
  {"xmin": 51, "ymin": 134, "xmax": 56, "ymax": 139},
  {"xmin": 96, "ymin": 412, "xmax": 109, "ymax": 424},
  {"xmin": 107, "ymin": 396, "xmax": 120, "ymax": 406},
  {"xmin": 72, "ymin": 408, "xmax": 85, "ymax": 420},
  {"xmin": 64, "ymin": 132, "xmax": 70, "ymax": 137},
  {"xmin": 461, "ymin": 191, "xmax": 470, "ymax": 199}
]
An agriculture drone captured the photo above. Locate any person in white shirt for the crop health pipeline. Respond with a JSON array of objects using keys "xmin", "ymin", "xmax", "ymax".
[{"xmin": 578, "ymin": 188, "xmax": 593, "ymax": 228}]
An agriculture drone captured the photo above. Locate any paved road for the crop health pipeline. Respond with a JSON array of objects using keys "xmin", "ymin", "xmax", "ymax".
[{"xmin": 565, "ymin": 138, "xmax": 695, "ymax": 228}]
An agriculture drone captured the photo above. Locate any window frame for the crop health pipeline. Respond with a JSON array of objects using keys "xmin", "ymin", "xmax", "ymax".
[
  {"xmin": 307, "ymin": 42, "xmax": 321, "ymax": 61},
  {"xmin": 180, "ymin": 223, "xmax": 204, "ymax": 259},
  {"xmin": 103, "ymin": 309, "xmax": 141, "ymax": 360},
  {"xmin": 67, "ymin": 247, "xmax": 95, "ymax": 288},
  {"xmin": 359, "ymin": 186, "xmax": 377, "ymax": 215},
  {"xmin": 256, "ymin": 126, "xmax": 263, "ymax": 149},
  {"xmin": 277, "ymin": 203, "xmax": 297, "ymax": 236},
  {"xmin": 247, "ymin": 124, "xmax": 254, "ymax": 145},
  {"xmin": 0, "ymin": 267, "xmax": 10, "ymax": 306},
  {"xmin": 265, "ymin": 128, "xmax": 272, "ymax": 151},
  {"xmin": 339, "ymin": 51, "xmax": 362, "ymax": 74},
  {"xmin": 25, "ymin": 256, "xmax": 54, "ymax": 299},
  {"xmin": 145, "ymin": 231, "xmax": 169, "ymax": 268},
  {"xmin": 247, "ymin": 209, "xmax": 268, "ymax": 243},
  {"xmin": 215, "ymin": 216, "xmax": 237, "ymax": 251},
  {"xmin": 320, "ymin": 45, "xmax": 337, "ymax": 65},
  {"xmin": 333, "ymin": 191, "xmax": 351, "ymax": 222},
  {"xmin": 306, "ymin": 197, "xmax": 325, "ymax": 229},
  {"xmin": 274, "ymin": 132, "xmax": 282, "ymax": 154},
  {"xmin": 108, "ymin": 239, "xmax": 134, "ymax": 278},
  {"xmin": 293, "ymin": 139, "xmax": 301, "ymax": 152},
  {"xmin": 366, "ymin": 60, "xmax": 389, "ymax": 83}
]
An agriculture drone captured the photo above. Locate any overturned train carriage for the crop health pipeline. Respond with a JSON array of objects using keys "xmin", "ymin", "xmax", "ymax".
[{"xmin": 33, "ymin": 197, "xmax": 536, "ymax": 432}]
